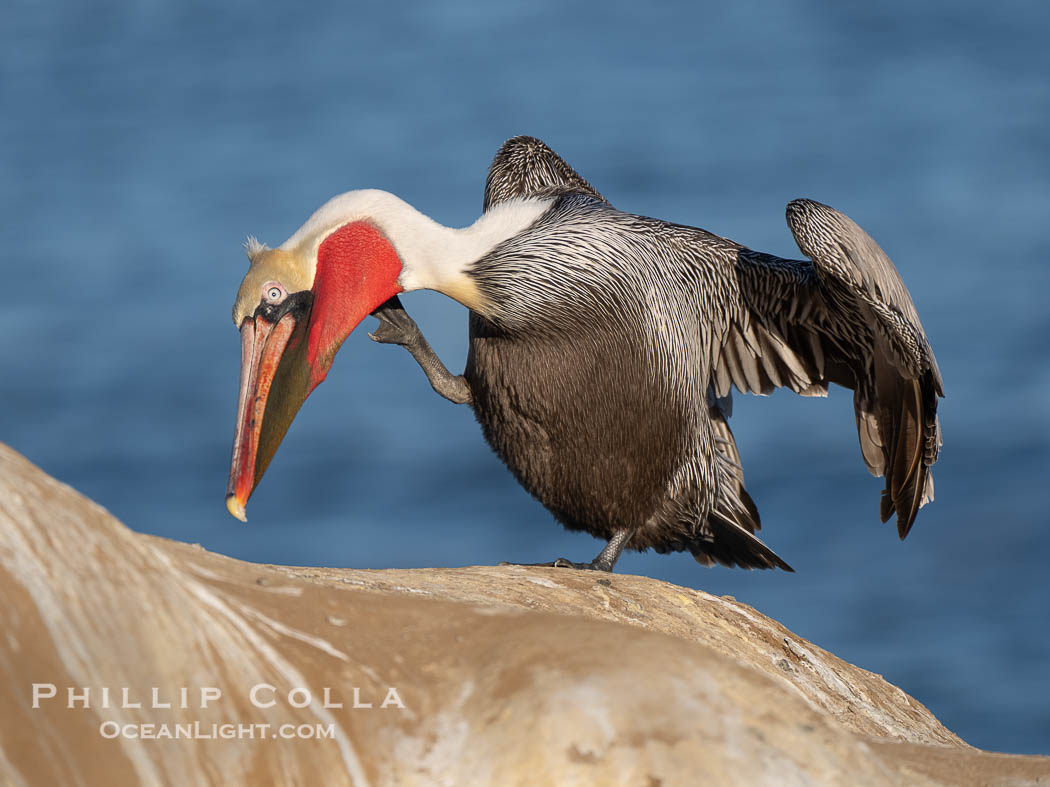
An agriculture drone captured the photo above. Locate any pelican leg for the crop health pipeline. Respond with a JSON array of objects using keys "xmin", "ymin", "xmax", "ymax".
[
  {"xmin": 501, "ymin": 529, "xmax": 635, "ymax": 573},
  {"xmin": 369, "ymin": 296, "xmax": 472, "ymax": 405}
]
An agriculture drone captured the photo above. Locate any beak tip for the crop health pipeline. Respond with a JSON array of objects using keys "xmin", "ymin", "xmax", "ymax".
[{"xmin": 225, "ymin": 494, "xmax": 248, "ymax": 522}]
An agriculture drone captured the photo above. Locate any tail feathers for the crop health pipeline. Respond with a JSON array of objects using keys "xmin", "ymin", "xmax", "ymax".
[
  {"xmin": 691, "ymin": 516, "xmax": 793, "ymax": 571},
  {"xmin": 739, "ymin": 486, "xmax": 763, "ymax": 534},
  {"xmin": 698, "ymin": 454, "xmax": 790, "ymax": 570},
  {"xmin": 696, "ymin": 391, "xmax": 788, "ymax": 569}
]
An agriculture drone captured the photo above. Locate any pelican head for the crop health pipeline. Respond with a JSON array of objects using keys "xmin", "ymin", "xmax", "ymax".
[{"xmin": 224, "ymin": 191, "xmax": 410, "ymax": 521}]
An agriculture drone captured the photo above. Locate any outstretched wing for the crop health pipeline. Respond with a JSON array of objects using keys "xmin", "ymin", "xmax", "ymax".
[{"xmin": 714, "ymin": 198, "xmax": 943, "ymax": 537}]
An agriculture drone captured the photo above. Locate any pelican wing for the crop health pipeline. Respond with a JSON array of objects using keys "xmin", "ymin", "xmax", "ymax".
[
  {"xmin": 483, "ymin": 136, "xmax": 606, "ymax": 210},
  {"xmin": 714, "ymin": 198, "xmax": 943, "ymax": 537}
]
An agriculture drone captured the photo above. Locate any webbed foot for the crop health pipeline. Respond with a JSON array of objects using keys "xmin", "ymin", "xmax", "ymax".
[
  {"xmin": 369, "ymin": 296, "xmax": 422, "ymax": 347},
  {"xmin": 499, "ymin": 530, "xmax": 635, "ymax": 573}
]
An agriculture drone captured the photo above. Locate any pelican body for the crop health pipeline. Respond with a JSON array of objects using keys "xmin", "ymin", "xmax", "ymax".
[{"xmin": 226, "ymin": 137, "xmax": 942, "ymax": 573}]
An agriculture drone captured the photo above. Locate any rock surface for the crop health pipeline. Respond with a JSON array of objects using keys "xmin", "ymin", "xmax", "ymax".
[{"xmin": 1, "ymin": 441, "xmax": 1047, "ymax": 786}]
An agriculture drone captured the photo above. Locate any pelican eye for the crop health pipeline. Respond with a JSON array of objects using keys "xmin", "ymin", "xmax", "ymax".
[{"xmin": 264, "ymin": 284, "xmax": 285, "ymax": 304}]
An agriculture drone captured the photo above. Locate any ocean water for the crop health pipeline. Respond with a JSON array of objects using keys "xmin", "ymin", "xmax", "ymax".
[{"xmin": 1, "ymin": 0, "xmax": 1048, "ymax": 755}]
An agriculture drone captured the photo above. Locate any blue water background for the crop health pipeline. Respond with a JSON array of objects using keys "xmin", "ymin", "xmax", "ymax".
[{"xmin": 1, "ymin": 0, "xmax": 1048, "ymax": 755}]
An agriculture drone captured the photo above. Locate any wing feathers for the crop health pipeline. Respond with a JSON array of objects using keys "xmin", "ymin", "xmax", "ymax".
[
  {"xmin": 781, "ymin": 199, "xmax": 941, "ymax": 537},
  {"xmin": 756, "ymin": 331, "xmax": 785, "ymax": 388},
  {"xmin": 855, "ymin": 404, "xmax": 885, "ymax": 477},
  {"xmin": 717, "ymin": 199, "xmax": 942, "ymax": 536},
  {"xmin": 882, "ymin": 374, "xmax": 926, "ymax": 537},
  {"xmin": 714, "ymin": 319, "xmax": 825, "ymax": 397},
  {"xmin": 483, "ymin": 136, "xmax": 606, "ymax": 211}
]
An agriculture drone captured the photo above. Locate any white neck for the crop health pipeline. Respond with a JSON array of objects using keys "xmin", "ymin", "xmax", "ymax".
[{"xmin": 279, "ymin": 189, "xmax": 552, "ymax": 309}]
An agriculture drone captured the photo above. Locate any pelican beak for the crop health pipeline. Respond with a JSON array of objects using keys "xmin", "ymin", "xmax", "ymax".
[{"xmin": 225, "ymin": 294, "xmax": 313, "ymax": 520}]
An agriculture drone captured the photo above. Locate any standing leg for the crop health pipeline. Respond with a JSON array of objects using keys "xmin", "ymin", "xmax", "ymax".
[
  {"xmin": 501, "ymin": 529, "xmax": 636, "ymax": 573},
  {"xmin": 583, "ymin": 529, "xmax": 635, "ymax": 572}
]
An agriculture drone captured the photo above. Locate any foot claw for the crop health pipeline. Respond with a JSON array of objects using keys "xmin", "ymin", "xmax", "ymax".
[
  {"xmin": 368, "ymin": 325, "xmax": 413, "ymax": 346},
  {"xmin": 370, "ymin": 297, "xmax": 422, "ymax": 346}
]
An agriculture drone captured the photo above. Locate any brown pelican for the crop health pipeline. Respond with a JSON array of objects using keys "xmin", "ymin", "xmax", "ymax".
[{"xmin": 225, "ymin": 136, "xmax": 943, "ymax": 573}]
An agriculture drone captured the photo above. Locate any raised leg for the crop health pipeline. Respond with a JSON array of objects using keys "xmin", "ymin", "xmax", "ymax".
[
  {"xmin": 501, "ymin": 529, "xmax": 635, "ymax": 573},
  {"xmin": 369, "ymin": 296, "xmax": 472, "ymax": 405}
]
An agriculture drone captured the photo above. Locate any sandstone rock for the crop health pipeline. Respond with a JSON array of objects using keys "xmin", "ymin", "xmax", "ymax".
[{"xmin": 0, "ymin": 442, "xmax": 1046, "ymax": 786}]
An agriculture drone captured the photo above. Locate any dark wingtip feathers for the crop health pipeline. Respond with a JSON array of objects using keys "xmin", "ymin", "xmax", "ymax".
[{"xmin": 786, "ymin": 197, "xmax": 943, "ymax": 541}]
